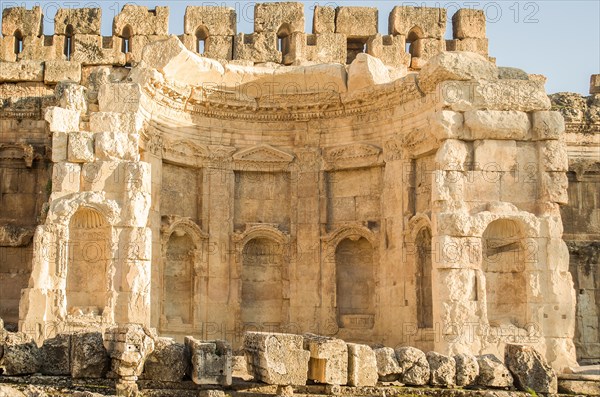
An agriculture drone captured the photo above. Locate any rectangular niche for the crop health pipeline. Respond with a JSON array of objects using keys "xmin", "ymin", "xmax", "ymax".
[
  {"xmin": 234, "ymin": 171, "xmax": 291, "ymax": 232},
  {"xmin": 161, "ymin": 163, "xmax": 202, "ymax": 221},
  {"xmin": 325, "ymin": 167, "xmax": 382, "ymax": 227}
]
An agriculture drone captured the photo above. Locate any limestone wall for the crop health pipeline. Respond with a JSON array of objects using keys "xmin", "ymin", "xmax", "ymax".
[
  {"xmin": 0, "ymin": 4, "xmax": 489, "ymax": 69},
  {"xmin": 0, "ymin": 3, "xmax": 587, "ymax": 373},
  {"xmin": 551, "ymin": 75, "xmax": 600, "ymax": 365}
]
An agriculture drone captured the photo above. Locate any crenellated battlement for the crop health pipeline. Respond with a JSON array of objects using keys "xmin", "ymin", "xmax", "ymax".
[{"xmin": 0, "ymin": 3, "xmax": 488, "ymax": 69}]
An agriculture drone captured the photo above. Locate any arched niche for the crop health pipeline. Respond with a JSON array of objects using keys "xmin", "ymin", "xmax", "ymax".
[
  {"xmin": 233, "ymin": 225, "xmax": 290, "ymax": 331},
  {"xmin": 241, "ymin": 237, "xmax": 284, "ymax": 326},
  {"xmin": 195, "ymin": 25, "xmax": 209, "ymax": 54},
  {"xmin": 323, "ymin": 225, "xmax": 378, "ymax": 330},
  {"xmin": 406, "ymin": 26, "xmax": 424, "ymax": 58},
  {"xmin": 277, "ymin": 23, "xmax": 291, "ymax": 64},
  {"xmin": 481, "ymin": 218, "xmax": 527, "ymax": 328},
  {"xmin": 335, "ymin": 236, "xmax": 375, "ymax": 328},
  {"xmin": 66, "ymin": 207, "xmax": 110, "ymax": 318},
  {"xmin": 160, "ymin": 216, "xmax": 208, "ymax": 333}
]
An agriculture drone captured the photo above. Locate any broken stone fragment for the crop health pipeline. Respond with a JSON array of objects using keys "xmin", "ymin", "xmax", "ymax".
[
  {"xmin": 454, "ymin": 352, "xmax": 479, "ymax": 387},
  {"xmin": 71, "ymin": 332, "xmax": 110, "ymax": 379},
  {"xmin": 373, "ymin": 347, "xmax": 401, "ymax": 381},
  {"xmin": 418, "ymin": 51, "xmax": 498, "ymax": 93},
  {"xmin": 394, "ymin": 346, "xmax": 430, "ymax": 386},
  {"xmin": 244, "ymin": 332, "xmax": 309, "ymax": 386},
  {"xmin": 347, "ymin": 343, "xmax": 378, "ymax": 387},
  {"xmin": 185, "ymin": 336, "xmax": 232, "ymax": 386},
  {"xmin": 504, "ymin": 344, "xmax": 558, "ymax": 394},
  {"xmin": 303, "ymin": 333, "xmax": 348, "ymax": 385},
  {"xmin": 0, "ymin": 331, "xmax": 40, "ymax": 375},
  {"xmin": 426, "ymin": 351, "xmax": 456, "ymax": 387},
  {"xmin": 40, "ymin": 333, "xmax": 71, "ymax": 375},
  {"xmin": 476, "ymin": 354, "xmax": 514, "ymax": 388},
  {"xmin": 141, "ymin": 337, "xmax": 189, "ymax": 382}
]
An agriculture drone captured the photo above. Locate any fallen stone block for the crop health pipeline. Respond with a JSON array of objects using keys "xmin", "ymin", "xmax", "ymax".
[
  {"xmin": 186, "ymin": 337, "xmax": 232, "ymax": 386},
  {"xmin": 40, "ymin": 333, "xmax": 71, "ymax": 375},
  {"xmin": 141, "ymin": 337, "xmax": 189, "ymax": 382},
  {"xmin": 71, "ymin": 332, "xmax": 110, "ymax": 379},
  {"xmin": 374, "ymin": 347, "xmax": 401, "ymax": 381},
  {"xmin": 347, "ymin": 343, "xmax": 377, "ymax": 387},
  {"xmin": 395, "ymin": 346, "xmax": 430, "ymax": 386},
  {"xmin": 426, "ymin": 351, "xmax": 455, "ymax": 387},
  {"xmin": 476, "ymin": 354, "xmax": 514, "ymax": 388},
  {"xmin": 303, "ymin": 333, "xmax": 347, "ymax": 385},
  {"xmin": 505, "ymin": 344, "xmax": 557, "ymax": 394},
  {"xmin": 454, "ymin": 352, "xmax": 479, "ymax": 387},
  {"xmin": 244, "ymin": 332, "xmax": 309, "ymax": 386},
  {"xmin": 0, "ymin": 332, "xmax": 40, "ymax": 375}
]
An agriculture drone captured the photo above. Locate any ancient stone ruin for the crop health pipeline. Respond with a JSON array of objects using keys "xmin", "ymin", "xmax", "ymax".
[{"xmin": 0, "ymin": 1, "xmax": 598, "ymax": 396}]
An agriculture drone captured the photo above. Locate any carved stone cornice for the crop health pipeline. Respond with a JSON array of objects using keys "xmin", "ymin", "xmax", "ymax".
[
  {"xmin": 323, "ymin": 143, "xmax": 382, "ymax": 170},
  {"xmin": 141, "ymin": 75, "xmax": 425, "ymax": 122}
]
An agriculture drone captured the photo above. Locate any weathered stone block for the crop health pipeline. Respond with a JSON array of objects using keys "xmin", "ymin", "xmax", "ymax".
[
  {"xmin": 335, "ymin": 7, "xmax": 377, "ymax": 38},
  {"xmin": 426, "ymin": 351, "xmax": 455, "ymax": 387},
  {"xmin": 474, "ymin": 140, "xmax": 517, "ymax": 172},
  {"xmin": 254, "ymin": 2, "xmax": 304, "ymax": 34},
  {"xmin": 90, "ymin": 112, "xmax": 142, "ymax": 134},
  {"xmin": 454, "ymin": 353, "xmax": 479, "ymax": 387},
  {"xmin": 313, "ymin": 6, "xmax": 335, "ymax": 34},
  {"xmin": 244, "ymin": 332, "xmax": 309, "ymax": 386},
  {"xmin": 347, "ymin": 343, "xmax": 377, "ymax": 387},
  {"xmin": 367, "ymin": 34, "xmax": 410, "ymax": 68},
  {"xmin": 531, "ymin": 111, "xmax": 565, "ymax": 140},
  {"xmin": 95, "ymin": 130, "xmax": 139, "ymax": 161},
  {"xmin": 541, "ymin": 171, "xmax": 568, "ymax": 204},
  {"xmin": 395, "ymin": 346, "xmax": 430, "ymax": 386},
  {"xmin": 52, "ymin": 132, "xmax": 68, "ymax": 162},
  {"xmin": 234, "ymin": 32, "xmax": 281, "ymax": 63},
  {"xmin": 0, "ymin": 332, "xmax": 40, "ymax": 375},
  {"xmin": 98, "ymin": 83, "xmax": 142, "ymax": 113},
  {"xmin": 476, "ymin": 354, "xmax": 513, "ymax": 388},
  {"xmin": 44, "ymin": 61, "xmax": 82, "ymax": 84},
  {"xmin": 184, "ymin": 6, "xmax": 236, "ymax": 36},
  {"xmin": 505, "ymin": 344, "xmax": 557, "ymax": 393},
  {"xmin": 56, "ymin": 82, "xmax": 88, "ymax": 113},
  {"xmin": 104, "ymin": 324, "xmax": 155, "ymax": 380},
  {"xmin": 67, "ymin": 131, "xmax": 95, "ymax": 163},
  {"xmin": 52, "ymin": 162, "xmax": 81, "ymax": 193},
  {"xmin": 465, "ymin": 110, "xmax": 530, "ymax": 140},
  {"xmin": 389, "ymin": 6, "xmax": 446, "ymax": 38},
  {"xmin": 590, "ymin": 74, "xmax": 600, "ymax": 94},
  {"xmin": 71, "ymin": 332, "xmax": 110, "ymax": 379},
  {"xmin": 141, "ymin": 337, "xmax": 189, "ymax": 382},
  {"xmin": 81, "ymin": 161, "xmax": 150, "ymax": 194},
  {"xmin": 1, "ymin": 6, "xmax": 42, "ymax": 36},
  {"xmin": 0, "ymin": 60, "xmax": 44, "ymax": 82},
  {"xmin": 446, "ymin": 38, "xmax": 489, "ymax": 56},
  {"xmin": 452, "ymin": 9, "xmax": 486, "ymax": 39},
  {"xmin": 113, "ymin": 5, "xmax": 169, "ymax": 36},
  {"xmin": 303, "ymin": 333, "xmax": 347, "ymax": 385},
  {"xmin": 54, "ymin": 8, "xmax": 102, "ymax": 35},
  {"xmin": 72, "ymin": 35, "xmax": 126, "ymax": 66},
  {"xmin": 374, "ymin": 347, "xmax": 401, "ymax": 381},
  {"xmin": 541, "ymin": 140, "xmax": 568, "ymax": 172},
  {"xmin": 185, "ymin": 337, "xmax": 232, "ymax": 386},
  {"xmin": 348, "ymin": 53, "xmax": 390, "ymax": 92},
  {"xmin": 45, "ymin": 107, "xmax": 80, "ymax": 133},
  {"xmin": 418, "ymin": 52, "xmax": 497, "ymax": 93},
  {"xmin": 40, "ymin": 334, "xmax": 71, "ymax": 375}
]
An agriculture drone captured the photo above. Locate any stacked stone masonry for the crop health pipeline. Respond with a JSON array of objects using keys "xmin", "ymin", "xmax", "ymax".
[
  {"xmin": 0, "ymin": 327, "xmax": 568, "ymax": 395},
  {"xmin": 0, "ymin": 4, "xmax": 598, "ymax": 392}
]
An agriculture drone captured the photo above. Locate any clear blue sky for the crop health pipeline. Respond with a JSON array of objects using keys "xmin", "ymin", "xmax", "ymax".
[{"xmin": 3, "ymin": 1, "xmax": 599, "ymax": 94}]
